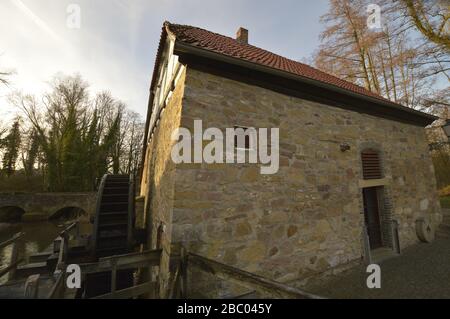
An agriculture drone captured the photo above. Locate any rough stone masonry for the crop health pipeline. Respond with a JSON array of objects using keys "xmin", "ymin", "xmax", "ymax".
[{"xmin": 140, "ymin": 66, "xmax": 442, "ymax": 297}]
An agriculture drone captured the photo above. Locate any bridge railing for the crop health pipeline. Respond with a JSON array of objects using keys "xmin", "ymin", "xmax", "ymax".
[{"xmin": 0, "ymin": 232, "xmax": 25, "ymax": 281}]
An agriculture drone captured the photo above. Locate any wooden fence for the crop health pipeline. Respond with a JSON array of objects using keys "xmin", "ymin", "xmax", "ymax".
[
  {"xmin": 0, "ymin": 232, "xmax": 25, "ymax": 281},
  {"xmin": 180, "ymin": 253, "xmax": 324, "ymax": 299},
  {"xmin": 80, "ymin": 249, "xmax": 162, "ymax": 299},
  {"xmin": 47, "ymin": 222, "xmax": 79, "ymax": 299},
  {"xmin": 46, "ymin": 241, "xmax": 322, "ymax": 299}
]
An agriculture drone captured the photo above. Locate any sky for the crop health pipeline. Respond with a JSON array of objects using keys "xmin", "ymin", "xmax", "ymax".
[{"xmin": 0, "ymin": 0, "xmax": 329, "ymax": 122}]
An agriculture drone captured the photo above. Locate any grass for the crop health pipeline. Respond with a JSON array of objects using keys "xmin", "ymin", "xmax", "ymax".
[{"xmin": 441, "ymin": 196, "xmax": 450, "ymax": 209}]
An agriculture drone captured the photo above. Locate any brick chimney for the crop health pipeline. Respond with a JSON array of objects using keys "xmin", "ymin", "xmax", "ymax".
[{"xmin": 236, "ymin": 27, "xmax": 248, "ymax": 44}]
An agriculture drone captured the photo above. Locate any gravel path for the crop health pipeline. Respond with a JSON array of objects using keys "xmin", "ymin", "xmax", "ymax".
[{"xmin": 304, "ymin": 238, "xmax": 450, "ymax": 299}]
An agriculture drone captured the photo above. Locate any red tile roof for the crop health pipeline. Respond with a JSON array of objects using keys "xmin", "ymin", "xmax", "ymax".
[{"xmin": 163, "ymin": 22, "xmax": 393, "ymax": 104}]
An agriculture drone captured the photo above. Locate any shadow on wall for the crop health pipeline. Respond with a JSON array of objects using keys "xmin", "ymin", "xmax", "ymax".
[{"xmin": 0, "ymin": 206, "xmax": 26, "ymax": 223}]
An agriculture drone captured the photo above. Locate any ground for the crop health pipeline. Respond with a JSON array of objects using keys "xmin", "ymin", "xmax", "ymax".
[{"xmin": 304, "ymin": 238, "xmax": 450, "ymax": 299}]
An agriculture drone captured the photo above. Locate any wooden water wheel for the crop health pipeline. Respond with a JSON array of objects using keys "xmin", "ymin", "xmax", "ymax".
[
  {"xmin": 84, "ymin": 174, "xmax": 135, "ymax": 298},
  {"xmin": 92, "ymin": 174, "xmax": 134, "ymax": 258}
]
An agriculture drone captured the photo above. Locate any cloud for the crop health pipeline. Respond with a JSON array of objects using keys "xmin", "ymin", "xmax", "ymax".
[
  {"xmin": 10, "ymin": 0, "xmax": 65, "ymax": 44},
  {"xmin": 0, "ymin": 0, "xmax": 149, "ymax": 121},
  {"xmin": 0, "ymin": 0, "xmax": 329, "ymax": 123}
]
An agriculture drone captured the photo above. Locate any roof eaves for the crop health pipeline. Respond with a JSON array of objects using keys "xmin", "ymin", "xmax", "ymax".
[{"xmin": 174, "ymin": 40, "xmax": 437, "ymax": 125}]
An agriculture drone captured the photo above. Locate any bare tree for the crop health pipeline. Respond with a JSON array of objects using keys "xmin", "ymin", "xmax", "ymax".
[
  {"xmin": 0, "ymin": 71, "xmax": 10, "ymax": 85},
  {"xmin": 315, "ymin": 0, "xmax": 384, "ymax": 92},
  {"xmin": 314, "ymin": 0, "xmax": 449, "ymax": 111},
  {"xmin": 400, "ymin": 0, "xmax": 450, "ymax": 50},
  {"xmin": 10, "ymin": 74, "xmax": 143, "ymax": 191}
]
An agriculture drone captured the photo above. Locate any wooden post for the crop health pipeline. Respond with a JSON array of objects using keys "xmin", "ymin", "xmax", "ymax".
[
  {"xmin": 149, "ymin": 259, "xmax": 155, "ymax": 299},
  {"xmin": 169, "ymin": 264, "xmax": 180, "ymax": 299},
  {"xmin": 75, "ymin": 221, "xmax": 80, "ymax": 238},
  {"xmin": 391, "ymin": 220, "xmax": 401, "ymax": 254},
  {"xmin": 362, "ymin": 224, "xmax": 372, "ymax": 265},
  {"xmin": 24, "ymin": 274, "xmax": 40, "ymax": 299},
  {"xmin": 60, "ymin": 270, "xmax": 67, "ymax": 298},
  {"xmin": 56, "ymin": 236, "xmax": 65, "ymax": 271},
  {"xmin": 47, "ymin": 271, "xmax": 65, "ymax": 299},
  {"xmin": 0, "ymin": 232, "xmax": 24, "ymax": 279},
  {"xmin": 181, "ymin": 246, "xmax": 187, "ymax": 298},
  {"xmin": 8, "ymin": 240, "xmax": 19, "ymax": 281},
  {"xmin": 63, "ymin": 232, "xmax": 69, "ymax": 261},
  {"xmin": 111, "ymin": 258, "xmax": 117, "ymax": 294}
]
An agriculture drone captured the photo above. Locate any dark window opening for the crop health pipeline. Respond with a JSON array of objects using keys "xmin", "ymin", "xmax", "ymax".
[{"xmin": 362, "ymin": 187, "xmax": 383, "ymax": 249}]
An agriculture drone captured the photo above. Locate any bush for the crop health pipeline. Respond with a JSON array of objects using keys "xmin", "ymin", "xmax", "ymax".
[
  {"xmin": 0, "ymin": 171, "xmax": 45, "ymax": 192},
  {"xmin": 431, "ymin": 150, "xmax": 450, "ymax": 188},
  {"xmin": 439, "ymin": 185, "xmax": 450, "ymax": 197},
  {"xmin": 441, "ymin": 197, "xmax": 450, "ymax": 209}
]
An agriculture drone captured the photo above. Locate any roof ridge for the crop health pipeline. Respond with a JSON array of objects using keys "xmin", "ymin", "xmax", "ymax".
[
  {"xmin": 167, "ymin": 22, "xmax": 254, "ymax": 47},
  {"xmin": 165, "ymin": 22, "xmax": 390, "ymax": 104},
  {"xmin": 167, "ymin": 22, "xmax": 296, "ymax": 58}
]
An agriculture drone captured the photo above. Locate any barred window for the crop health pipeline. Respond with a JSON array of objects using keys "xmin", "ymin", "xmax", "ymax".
[{"xmin": 361, "ymin": 149, "xmax": 383, "ymax": 180}]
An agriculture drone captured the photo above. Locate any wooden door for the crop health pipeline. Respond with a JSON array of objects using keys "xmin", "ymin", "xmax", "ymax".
[{"xmin": 362, "ymin": 187, "xmax": 383, "ymax": 249}]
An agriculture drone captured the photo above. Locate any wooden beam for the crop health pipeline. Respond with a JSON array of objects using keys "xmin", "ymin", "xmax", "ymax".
[
  {"xmin": 358, "ymin": 178, "xmax": 390, "ymax": 188},
  {"xmin": 79, "ymin": 250, "xmax": 162, "ymax": 275},
  {"xmin": 226, "ymin": 291, "xmax": 257, "ymax": 299},
  {"xmin": 0, "ymin": 257, "xmax": 23, "ymax": 278},
  {"xmin": 93, "ymin": 281, "xmax": 155, "ymax": 299},
  {"xmin": 24, "ymin": 274, "xmax": 40, "ymax": 299},
  {"xmin": 0, "ymin": 232, "xmax": 24, "ymax": 250},
  {"xmin": 169, "ymin": 263, "xmax": 181, "ymax": 299},
  {"xmin": 60, "ymin": 222, "xmax": 77, "ymax": 236},
  {"xmin": 56, "ymin": 236, "xmax": 66, "ymax": 271},
  {"xmin": 47, "ymin": 271, "xmax": 65, "ymax": 299},
  {"xmin": 99, "ymin": 249, "xmax": 161, "ymax": 263},
  {"xmin": 188, "ymin": 254, "xmax": 324, "ymax": 299},
  {"xmin": 8, "ymin": 240, "xmax": 19, "ymax": 281}
]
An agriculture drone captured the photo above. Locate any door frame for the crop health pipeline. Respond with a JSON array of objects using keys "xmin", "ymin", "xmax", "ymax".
[{"xmin": 362, "ymin": 186, "xmax": 384, "ymax": 250}]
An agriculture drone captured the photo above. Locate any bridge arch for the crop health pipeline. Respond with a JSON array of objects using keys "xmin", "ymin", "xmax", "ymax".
[
  {"xmin": 0, "ymin": 206, "xmax": 26, "ymax": 222},
  {"xmin": 49, "ymin": 206, "xmax": 88, "ymax": 220},
  {"xmin": 0, "ymin": 192, "xmax": 97, "ymax": 221}
]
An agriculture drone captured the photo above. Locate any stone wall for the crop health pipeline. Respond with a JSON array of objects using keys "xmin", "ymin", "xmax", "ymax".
[
  {"xmin": 0, "ymin": 192, "xmax": 97, "ymax": 222},
  {"xmin": 170, "ymin": 68, "xmax": 441, "ymax": 296},
  {"xmin": 141, "ymin": 68, "xmax": 186, "ymax": 297},
  {"xmin": 141, "ymin": 66, "xmax": 441, "ymax": 297}
]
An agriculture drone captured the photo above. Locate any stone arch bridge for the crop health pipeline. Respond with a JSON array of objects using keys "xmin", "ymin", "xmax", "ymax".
[{"xmin": 0, "ymin": 192, "xmax": 97, "ymax": 222}]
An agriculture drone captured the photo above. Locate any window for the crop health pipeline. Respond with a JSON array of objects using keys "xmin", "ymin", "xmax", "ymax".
[{"xmin": 361, "ymin": 149, "xmax": 383, "ymax": 180}]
